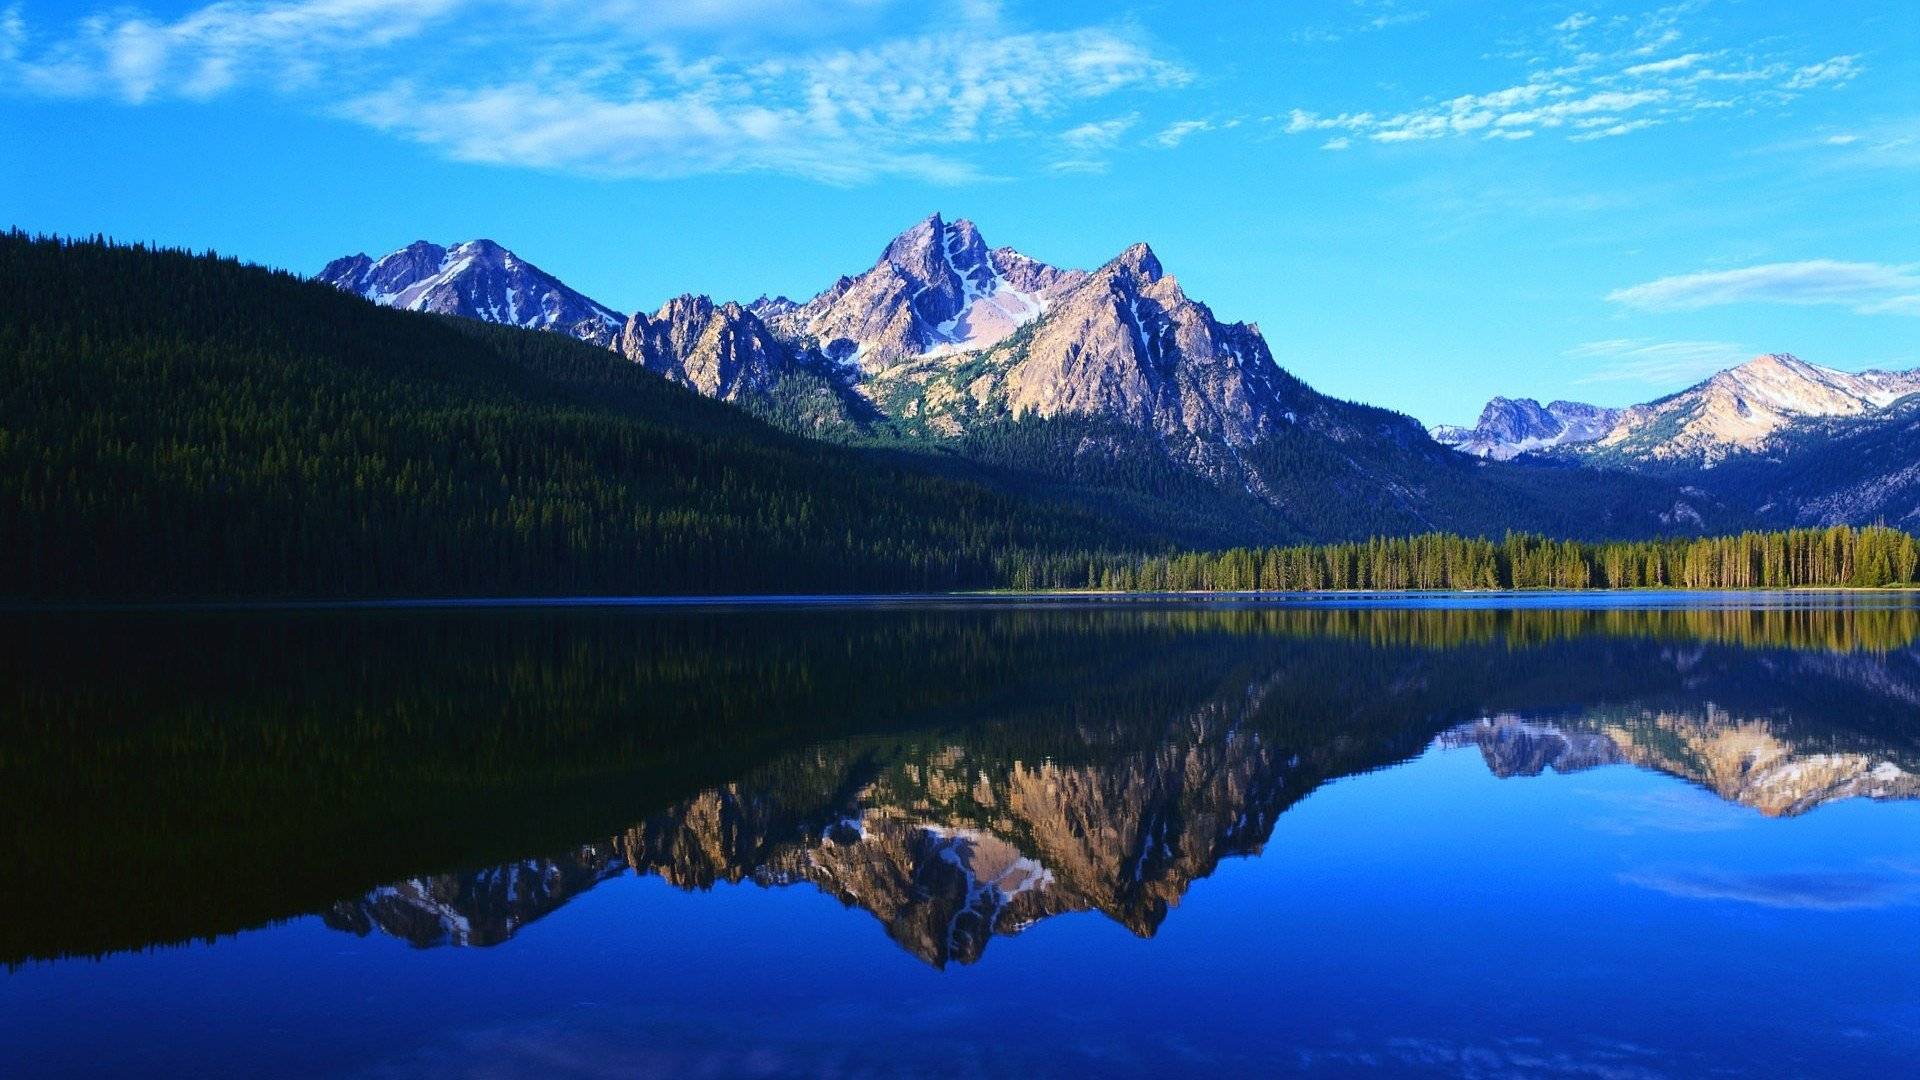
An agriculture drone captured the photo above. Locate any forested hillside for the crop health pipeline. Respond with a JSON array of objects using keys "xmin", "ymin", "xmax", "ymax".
[{"xmin": 0, "ymin": 233, "xmax": 1162, "ymax": 599}]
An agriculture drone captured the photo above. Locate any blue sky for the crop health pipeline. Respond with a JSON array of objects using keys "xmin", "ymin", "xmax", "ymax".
[{"xmin": 2, "ymin": 0, "xmax": 1914, "ymax": 424}]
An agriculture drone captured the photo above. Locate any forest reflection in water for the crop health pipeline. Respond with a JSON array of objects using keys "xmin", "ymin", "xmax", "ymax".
[{"xmin": 4, "ymin": 595, "xmax": 1919, "ymax": 968}]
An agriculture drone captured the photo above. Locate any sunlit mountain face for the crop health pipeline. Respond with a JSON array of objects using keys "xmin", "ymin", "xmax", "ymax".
[{"xmin": 8, "ymin": 599, "xmax": 1918, "ymax": 970}]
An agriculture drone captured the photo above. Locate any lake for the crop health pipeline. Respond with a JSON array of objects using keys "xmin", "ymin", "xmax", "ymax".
[{"xmin": 3, "ymin": 594, "xmax": 1918, "ymax": 1078}]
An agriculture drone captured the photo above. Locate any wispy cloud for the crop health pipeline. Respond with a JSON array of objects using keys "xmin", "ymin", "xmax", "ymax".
[
  {"xmin": 1, "ymin": 0, "xmax": 1189, "ymax": 184},
  {"xmin": 1292, "ymin": 0, "xmax": 1429, "ymax": 44},
  {"xmin": 1806, "ymin": 116, "xmax": 1920, "ymax": 171},
  {"xmin": 1784, "ymin": 54, "xmax": 1861, "ymax": 90},
  {"xmin": 2, "ymin": 0, "xmax": 462, "ymax": 101},
  {"xmin": 1569, "ymin": 338, "xmax": 1753, "ymax": 385},
  {"xmin": 1607, "ymin": 260, "xmax": 1920, "ymax": 315},
  {"xmin": 1621, "ymin": 865, "xmax": 1920, "ymax": 911},
  {"xmin": 1279, "ymin": 4, "xmax": 1865, "ymax": 148},
  {"xmin": 1060, "ymin": 113, "xmax": 1137, "ymax": 150},
  {"xmin": 1155, "ymin": 118, "xmax": 1213, "ymax": 147}
]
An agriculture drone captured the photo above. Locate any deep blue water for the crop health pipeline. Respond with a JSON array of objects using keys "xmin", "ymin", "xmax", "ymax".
[{"xmin": 3, "ymin": 596, "xmax": 1917, "ymax": 1077}]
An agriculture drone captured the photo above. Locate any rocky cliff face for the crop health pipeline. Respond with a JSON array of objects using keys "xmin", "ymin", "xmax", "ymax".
[
  {"xmin": 318, "ymin": 239, "xmax": 626, "ymax": 346},
  {"xmin": 866, "ymin": 241, "xmax": 1304, "ymax": 455},
  {"xmin": 1591, "ymin": 353, "xmax": 1920, "ymax": 467},
  {"xmin": 767, "ymin": 213, "xmax": 1084, "ymax": 372},
  {"xmin": 1431, "ymin": 398, "xmax": 1621, "ymax": 460},
  {"xmin": 616, "ymin": 294, "xmax": 799, "ymax": 402}
]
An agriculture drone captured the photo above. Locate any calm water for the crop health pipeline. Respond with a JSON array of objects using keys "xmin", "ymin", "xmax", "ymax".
[{"xmin": 3, "ymin": 595, "xmax": 1919, "ymax": 1078}]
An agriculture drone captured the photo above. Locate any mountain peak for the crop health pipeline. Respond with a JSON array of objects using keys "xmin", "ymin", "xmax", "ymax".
[
  {"xmin": 1728, "ymin": 352, "xmax": 1813, "ymax": 379},
  {"xmin": 1433, "ymin": 396, "xmax": 1621, "ymax": 460},
  {"xmin": 1110, "ymin": 242, "xmax": 1163, "ymax": 281},
  {"xmin": 772, "ymin": 213, "xmax": 1082, "ymax": 369},
  {"xmin": 318, "ymin": 238, "xmax": 624, "ymax": 344}
]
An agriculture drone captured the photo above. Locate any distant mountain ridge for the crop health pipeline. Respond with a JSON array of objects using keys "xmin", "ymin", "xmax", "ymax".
[
  {"xmin": 1440, "ymin": 353, "xmax": 1920, "ymax": 467},
  {"xmin": 1588, "ymin": 353, "xmax": 1920, "ymax": 466},
  {"xmin": 1432, "ymin": 398, "xmax": 1622, "ymax": 460},
  {"xmin": 1437, "ymin": 353, "xmax": 1920, "ymax": 526}
]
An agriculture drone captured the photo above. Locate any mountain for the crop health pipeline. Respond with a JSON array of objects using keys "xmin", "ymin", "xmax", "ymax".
[
  {"xmin": 668, "ymin": 215, "xmax": 1735, "ymax": 538},
  {"xmin": 318, "ymin": 239, "xmax": 626, "ymax": 346},
  {"xmin": 765, "ymin": 212, "xmax": 1086, "ymax": 371},
  {"xmin": 1441, "ymin": 354, "xmax": 1920, "ymax": 469},
  {"xmin": 1431, "ymin": 397, "xmax": 1622, "ymax": 460},
  {"xmin": 1434, "ymin": 353, "xmax": 1920, "ymax": 525},
  {"xmin": 613, "ymin": 293, "xmax": 803, "ymax": 402},
  {"xmin": 315, "ymin": 216, "xmax": 1732, "ymax": 542},
  {"xmin": 869, "ymin": 242, "xmax": 1293, "ymax": 448},
  {"xmin": 1587, "ymin": 353, "xmax": 1920, "ymax": 468},
  {"xmin": 614, "ymin": 293, "xmax": 870, "ymax": 432},
  {"xmin": 1712, "ymin": 393, "xmax": 1920, "ymax": 526}
]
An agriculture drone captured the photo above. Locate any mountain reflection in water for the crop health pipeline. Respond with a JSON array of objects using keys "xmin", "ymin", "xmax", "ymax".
[{"xmin": 4, "ymin": 599, "xmax": 1920, "ymax": 969}]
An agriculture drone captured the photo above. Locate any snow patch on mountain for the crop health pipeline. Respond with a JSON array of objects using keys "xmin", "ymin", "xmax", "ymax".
[{"xmin": 318, "ymin": 239, "xmax": 625, "ymax": 345}]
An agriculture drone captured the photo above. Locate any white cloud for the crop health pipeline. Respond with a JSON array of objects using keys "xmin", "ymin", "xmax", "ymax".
[
  {"xmin": 1607, "ymin": 260, "xmax": 1920, "ymax": 315},
  {"xmin": 3, "ymin": 1, "xmax": 1188, "ymax": 184},
  {"xmin": 1060, "ymin": 113, "xmax": 1137, "ymax": 150},
  {"xmin": 1784, "ymin": 54, "xmax": 1860, "ymax": 89},
  {"xmin": 1569, "ymin": 338, "xmax": 1753, "ymax": 385},
  {"xmin": 1622, "ymin": 51, "xmax": 1706, "ymax": 76},
  {"xmin": 1155, "ymin": 118, "xmax": 1213, "ymax": 147},
  {"xmin": 1320, "ymin": 136, "xmax": 1351, "ymax": 150},
  {"xmin": 1291, "ymin": 1, "xmax": 1428, "ymax": 45},
  {"xmin": 1568, "ymin": 117, "xmax": 1659, "ymax": 141},
  {"xmin": 5, "ymin": 0, "xmax": 463, "ymax": 102},
  {"xmin": 1280, "ymin": 6, "xmax": 1869, "ymax": 149}
]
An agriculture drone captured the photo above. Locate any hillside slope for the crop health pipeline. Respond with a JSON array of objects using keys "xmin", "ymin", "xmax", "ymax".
[{"xmin": 0, "ymin": 234, "xmax": 1170, "ymax": 599}]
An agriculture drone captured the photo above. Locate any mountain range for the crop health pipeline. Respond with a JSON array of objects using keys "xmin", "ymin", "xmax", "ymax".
[
  {"xmin": 1433, "ymin": 353, "xmax": 1920, "ymax": 525},
  {"xmin": 321, "ymin": 219, "xmax": 1920, "ymax": 532},
  {"xmin": 325, "ymin": 216, "xmax": 1316, "ymax": 459},
  {"xmin": 321, "ymin": 216, "xmax": 1729, "ymax": 542}
]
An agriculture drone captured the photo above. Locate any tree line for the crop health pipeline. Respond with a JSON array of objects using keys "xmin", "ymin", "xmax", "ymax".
[{"xmin": 1002, "ymin": 526, "xmax": 1920, "ymax": 592}]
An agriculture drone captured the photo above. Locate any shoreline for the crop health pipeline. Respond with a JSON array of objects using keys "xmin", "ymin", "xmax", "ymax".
[{"xmin": 7, "ymin": 585, "xmax": 1920, "ymax": 615}]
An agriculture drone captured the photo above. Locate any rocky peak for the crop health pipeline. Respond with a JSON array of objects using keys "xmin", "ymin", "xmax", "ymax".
[
  {"xmin": 748, "ymin": 294, "xmax": 798, "ymax": 320},
  {"xmin": 1106, "ymin": 242, "xmax": 1165, "ymax": 284},
  {"xmin": 617, "ymin": 294, "xmax": 795, "ymax": 402},
  {"xmin": 1594, "ymin": 352, "xmax": 1920, "ymax": 465},
  {"xmin": 1433, "ymin": 396, "xmax": 1623, "ymax": 461},
  {"xmin": 769, "ymin": 213, "xmax": 1079, "ymax": 371},
  {"xmin": 986, "ymin": 239, "xmax": 1294, "ymax": 456},
  {"xmin": 316, "ymin": 238, "xmax": 624, "ymax": 345},
  {"xmin": 317, "ymin": 252, "xmax": 373, "ymax": 288}
]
